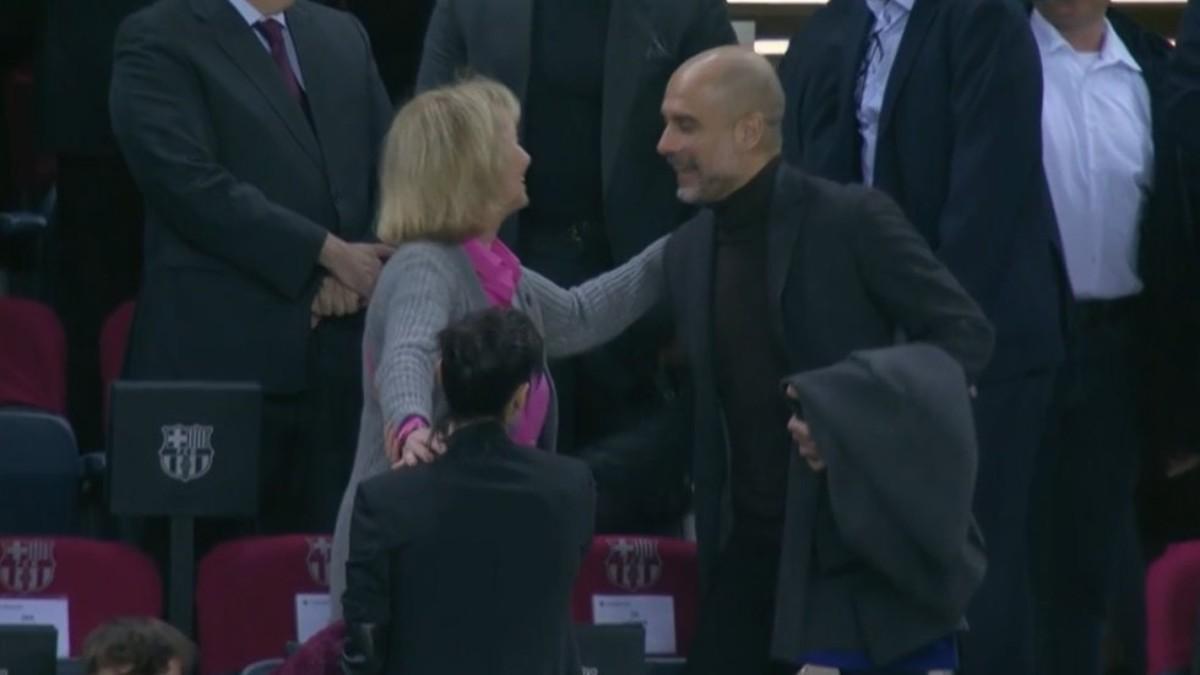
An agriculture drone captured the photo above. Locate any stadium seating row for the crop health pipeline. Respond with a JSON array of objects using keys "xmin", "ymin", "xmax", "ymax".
[{"xmin": 0, "ymin": 534, "xmax": 698, "ymax": 674}]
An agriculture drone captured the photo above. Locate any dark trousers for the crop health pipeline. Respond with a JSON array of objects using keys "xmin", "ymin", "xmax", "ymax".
[
  {"xmin": 958, "ymin": 372, "xmax": 1056, "ymax": 675},
  {"xmin": 686, "ymin": 530, "xmax": 793, "ymax": 675},
  {"xmin": 259, "ymin": 319, "xmax": 364, "ymax": 534},
  {"xmin": 1031, "ymin": 300, "xmax": 1141, "ymax": 675},
  {"xmin": 53, "ymin": 154, "xmax": 143, "ymax": 449}
]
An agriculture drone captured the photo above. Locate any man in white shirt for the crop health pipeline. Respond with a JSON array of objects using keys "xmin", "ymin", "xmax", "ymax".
[
  {"xmin": 778, "ymin": 1, "xmax": 1066, "ymax": 672},
  {"xmin": 1029, "ymin": 2, "xmax": 1175, "ymax": 673}
]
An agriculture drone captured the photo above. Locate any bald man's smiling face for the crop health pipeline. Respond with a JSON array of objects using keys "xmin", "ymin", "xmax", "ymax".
[{"xmin": 656, "ymin": 69, "xmax": 746, "ymax": 205}]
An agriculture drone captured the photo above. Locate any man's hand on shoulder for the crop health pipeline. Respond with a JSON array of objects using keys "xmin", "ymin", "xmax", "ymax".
[{"xmin": 319, "ymin": 234, "xmax": 395, "ymax": 299}]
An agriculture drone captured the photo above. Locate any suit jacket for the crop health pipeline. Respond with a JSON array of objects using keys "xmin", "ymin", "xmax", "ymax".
[
  {"xmin": 37, "ymin": 0, "xmax": 155, "ymax": 153},
  {"xmin": 1110, "ymin": 8, "xmax": 1200, "ymax": 457},
  {"xmin": 781, "ymin": 344, "xmax": 986, "ymax": 663},
  {"xmin": 779, "ymin": 0, "xmax": 1065, "ymax": 381},
  {"xmin": 414, "ymin": 0, "xmax": 734, "ymax": 264},
  {"xmin": 110, "ymin": 0, "xmax": 393, "ymax": 393},
  {"xmin": 663, "ymin": 164, "xmax": 994, "ymax": 662},
  {"xmin": 342, "ymin": 421, "xmax": 595, "ymax": 675},
  {"xmin": 342, "ymin": 0, "xmax": 436, "ymax": 102},
  {"xmin": 1169, "ymin": 0, "xmax": 1200, "ymax": 154}
]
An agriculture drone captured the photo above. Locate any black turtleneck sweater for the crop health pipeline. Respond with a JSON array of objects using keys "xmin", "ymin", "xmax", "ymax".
[
  {"xmin": 519, "ymin": 0, "xmax": 608, "ymax": 236},
  {"xmin": 711, "ymin": 158, "xmax": 792, "ymax": 540}
]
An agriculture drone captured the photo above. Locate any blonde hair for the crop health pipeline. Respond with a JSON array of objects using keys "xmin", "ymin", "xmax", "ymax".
[{"xmin": 375, "ymin": 78, "xmax": 520, "ymax": 244}]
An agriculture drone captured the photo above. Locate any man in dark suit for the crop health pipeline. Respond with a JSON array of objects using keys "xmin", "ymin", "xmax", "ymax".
[
  {"xmin": 109, "ymin": 0, "xmax": 394, "ymax": 532},
  {"xmin": 656, "ymin": 47, "xmax": 994, "ymax": 674},
  {"xmin": 1026, "ymin": 3, "xmax": 1183, "ymax": 672},
  {"xmin": 339, "ymin": 0, "xmax": 436, "ymax": 102},
  {"xmin": 36, "ymin": 0, "xmax": 154, "ymax": 450},
  {"xmin": 1170, "ymin": 0, "xmax": 1200, "ymax": 153},
  {"xmin": 341, "ymin": 308, "xmax": 594, "ymax": 675},
  {"xmin": 778, "ymin": 1, "xmax": 1067, "ymax": 671},
  {"xmin": 414, "ymin": 0, "xmax": 735, "ymax": 464}
]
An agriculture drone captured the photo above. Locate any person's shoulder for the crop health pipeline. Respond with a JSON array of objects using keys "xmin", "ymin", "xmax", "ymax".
[
  {"xmin": 779, "ymin": 165, "xmax": 904, "ymax": 234},
  {"xmin": 294, "ymin": 0, "xmax": 365, "ymax": 37},
  {"xmin": 358, "ymin": 463, "xmax": 435, "ymax": 507},
  {"xmin": 513, "ymin": 446, "xmax": 593, "ymax": 490},
  {"xmin": 378, "ymin": 240, "xmax": 468, "ymax": 286},
  {"xmin": 117, "ymin": 0, "xmax": 189, "ymax": 41},
  {"xmin": 942, "ymin": 0, "xmax": 1031, "ymax": 32}
]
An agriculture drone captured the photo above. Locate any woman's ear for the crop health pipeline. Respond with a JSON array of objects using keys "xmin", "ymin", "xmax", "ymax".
[{"xmin": 504, "ymin": 381, "xmax": 532, "ymax": 424}]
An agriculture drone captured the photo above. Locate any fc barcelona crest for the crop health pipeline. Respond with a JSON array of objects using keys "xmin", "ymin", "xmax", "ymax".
[
  {"xmin": 0, "ymin": 539, "xmax": 57, "ymax": 594},
  {"xmin": 306, "ymin": 537, "xmax": 333, "ymax": 587},
  {"xmin": 159, "ymin": 424, "xmax": 215, "ymax": 483},
  {"xmin": 604, "ymin": 538, "xmax": 663, "ymax": 592}
]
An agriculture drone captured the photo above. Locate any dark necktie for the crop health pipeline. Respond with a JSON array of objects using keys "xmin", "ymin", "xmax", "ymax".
[{"xmin": 254, "ymin": 19, "xmax": 303, "ymax": 103}]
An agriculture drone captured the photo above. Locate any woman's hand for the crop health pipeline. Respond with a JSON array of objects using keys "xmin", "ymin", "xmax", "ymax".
[{"xmin": 386, "ymin": 424, "xmax": 446, "ymax": 468}]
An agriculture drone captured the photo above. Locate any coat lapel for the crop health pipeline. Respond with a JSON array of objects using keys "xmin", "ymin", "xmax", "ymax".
[
  {"xmin": 602, "ymin": 0, "xmax": 653, "ymax": 194},
  {"xmin": 196, "ymin": 0, "xmax": 323, "ymax": 167},
  {"xmin": 683, "ymin": 211, "xmax": 717, "ymax": 373},
  {"xmin": 838, "ymin": 0, "xmax": 875, "ymax": 126},
  {"xmin": 877, "ymin": 0, "xmax": 939, "ymax": 138},
  {"xmin": 766, "ymin": 168, "xmax": 806, "ymax": 348},
  {"xmin": 286, "ymin": 4, "xmax": 342, "ymax": 218}
]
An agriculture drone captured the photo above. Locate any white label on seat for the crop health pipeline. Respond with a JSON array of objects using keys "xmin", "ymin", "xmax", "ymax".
[
  {"xmin": 592, "ymin": 594, "xmax": 676, "ymax": 655},
  {"xmin": 0, "ymin": 596, "xmax": 69, "ymax": 656},
  {"xmin": 294, "ymin": 593, "xmax": 331, "ymax": 644}
]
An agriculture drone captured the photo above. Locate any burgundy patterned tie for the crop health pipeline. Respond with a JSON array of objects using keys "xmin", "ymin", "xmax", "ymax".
[{"xmin": 254, "ymin": 19, "xmax": 302, "ymax": 103}]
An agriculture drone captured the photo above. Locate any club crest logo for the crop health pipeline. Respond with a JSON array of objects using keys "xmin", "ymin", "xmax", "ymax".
[
  {"xmin": 0, "ymin": 539, "xmax": 57, "ymax": 594},
  {"xmin": 159, "ymin": 424, "xmax": 215, "ymax": 483},
  {"xmin": 306, "ymin": 537, "xmax": 333, "ymax": 587},
  {"xmin": 604, "ymin": 538, "xmax": 663, "ymax": 592}
]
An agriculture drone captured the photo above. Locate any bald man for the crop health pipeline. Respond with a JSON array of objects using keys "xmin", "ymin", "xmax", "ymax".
[{"xmin": 656, "ymin": 47, "xmax": 993, "ymax": 674}]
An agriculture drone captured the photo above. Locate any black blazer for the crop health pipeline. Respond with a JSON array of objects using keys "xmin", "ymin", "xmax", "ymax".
[
  {"xmin": 779, "ymin": 0, "xmax": 1065, "ymax": 381},
  {"xmin": 37, "ymin": 0, "xmax": 154, "ymax": 153},
  {"xmin": 664, "ymin": 164, "xmax": 994, "ymax": 662},
  {"xmin": 342, "ymin": 421, "xmax": 595, "ymax": 675},
  {"xmin": 110, "ymin": 0, "xmax": 393, "ymax": 392},
  {"xmin": 414, "ymin": 0, "xmax": 735, "ymax": 263},
  {"xmin": 1169, "ymin": 0, "xmax": 1200, "ymax": 154},
  {"xmin": 341, "ymin": 0, "xmax": 436, "ymax": 102}
]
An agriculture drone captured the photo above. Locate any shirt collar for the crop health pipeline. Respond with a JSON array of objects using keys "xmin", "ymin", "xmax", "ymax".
[
  {"xmin": 1031, "ymin": 9, "xmax": 1141, "ymax": 74},
  {"xmin": 226, "ymin": 0, "xmax": 289, "ymax": 29},
  {"xmin": 865, "ymin": 0, "xmax": 914, "ymax": 20}
]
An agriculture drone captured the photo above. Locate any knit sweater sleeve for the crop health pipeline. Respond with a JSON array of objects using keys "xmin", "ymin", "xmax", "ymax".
[
  {"xmin": 522, "ymin": 235, "xmax": 667, "ymax": 358},
  {"xmin": 374, "ymin": 245, "xmax": 457, "ymax": 428}
]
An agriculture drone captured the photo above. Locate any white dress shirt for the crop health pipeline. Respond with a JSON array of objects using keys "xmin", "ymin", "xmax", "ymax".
[
  {"xmin": 226, "ymin": 0, "xmax": 307, "ymax": 89},
  {"xmin": 1032, "ymin": 9, "xmax": 1151, "ymax": 300},
  {"xmin": 856, "ymin": 0, "xmax": 914, "ymax": 186}
]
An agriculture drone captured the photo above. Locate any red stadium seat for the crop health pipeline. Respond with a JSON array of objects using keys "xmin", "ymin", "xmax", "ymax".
[
  {"xmin": 0, "ymin": 297, "xmax": 67, "ymax": 414},
  {"xmin": 571, "ymin": 536, "xmax": 700, "ymax": 658},
  {"xmin": 99, "ymin": 300, "xmax": 135, "ymax": 426},
  {"xmin": 0, "ymin": 537, "xmax": 162, "ymax": 656},
  {"xmin": 196, "ymin": 535, "xmax": 335, "ymax": 674},
  {"xmin": 3, "ymin": 65, "xmax": 56, "ymax": 205},
  {"xmin": 1147, "ymin": 541, "xmax": 1200, "ymax": 674}
]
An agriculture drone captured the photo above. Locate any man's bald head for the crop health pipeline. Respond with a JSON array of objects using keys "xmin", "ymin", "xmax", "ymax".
[
  {"xmin": 670, "ymin": 46, "xmax": 785, "ymax": 153},
  {"xmin": 657, "ymin": 46, "xmax": 785, "ymax": 204}
]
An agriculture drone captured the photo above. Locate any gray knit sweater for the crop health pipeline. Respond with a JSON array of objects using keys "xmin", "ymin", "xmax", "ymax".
[{"xmin": 328, "ymin": 235, "xmax": 667, "ymax": 618}]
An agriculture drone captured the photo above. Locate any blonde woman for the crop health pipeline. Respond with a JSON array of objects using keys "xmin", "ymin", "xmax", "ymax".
[{"xmin": 328, "ymin": 78, "xmax": 666, "ymax": 618}]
